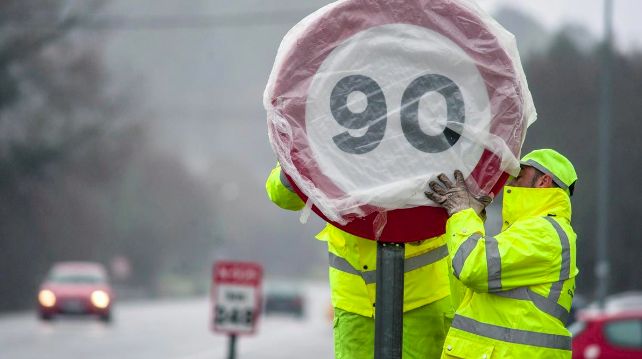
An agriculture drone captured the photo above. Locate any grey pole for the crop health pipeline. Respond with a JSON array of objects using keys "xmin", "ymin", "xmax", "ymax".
[
  {"xmin": 596, "ymin": 0, "xmax": 613, "ymax": 308},
  {"xmin": 374, "ymin": 242, "xmax": 405, "ymax": 359},
  {"xmin": 227, "ymin": 334, "xmax": 237, "ymax": 359}
]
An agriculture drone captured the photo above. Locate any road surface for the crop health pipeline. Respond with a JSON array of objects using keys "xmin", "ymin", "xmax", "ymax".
[{"xmin": 0, "ymin": 282, "xmax": 333, "ymax": 359}]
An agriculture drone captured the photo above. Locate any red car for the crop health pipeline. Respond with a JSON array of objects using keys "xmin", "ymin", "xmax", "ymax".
[
  {"xmin": 37, "ymin": 262, "xmax": 114, "ymax": 322},
  {"xmin": 571, "ymin": 294, "xmax": 642, "ymax": 359}
]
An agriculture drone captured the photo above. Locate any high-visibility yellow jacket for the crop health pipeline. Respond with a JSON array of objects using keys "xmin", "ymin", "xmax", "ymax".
[
  {"xmin": 266, "ymin": 165, "xmax": 451, "ymax": 317},
  {"xmin": 442, "ymin": 186, "xmax": 577, "ymax": 359}
]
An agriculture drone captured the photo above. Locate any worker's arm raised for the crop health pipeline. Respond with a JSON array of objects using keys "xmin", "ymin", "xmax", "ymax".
[
  {"xmin": 265, "ymin": 164, "xmax": 305, "ymax": 211},
  {"xmin": 444, "ymin": 209, "xmax": 565, "ymax": 293}
]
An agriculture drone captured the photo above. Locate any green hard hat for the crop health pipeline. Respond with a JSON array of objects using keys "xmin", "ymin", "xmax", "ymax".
[{"xmin": 521, "ymin": 149, "xmax": 578, "ymax": 196}]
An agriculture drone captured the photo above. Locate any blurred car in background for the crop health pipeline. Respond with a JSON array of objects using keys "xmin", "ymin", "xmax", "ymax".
[
  {"xmin": 263, "ymin": 281, "xmax": 305, "ymax": 319},
  {"xmin": 571, "ymin": 292, "xmax": 642, "ymax": 358},
  {"xmin": 37, "ymin": 262, "xmax": 113, "ymax": 322}
]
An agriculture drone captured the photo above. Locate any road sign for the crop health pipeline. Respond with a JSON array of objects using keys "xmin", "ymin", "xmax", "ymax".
[
  {"xmin": 211, "ymin": 261, "xmax": 263, "ymax": 335},
  {"xmin": 265, "ymin": 0, "xmax": 534, "ymax": 242}
]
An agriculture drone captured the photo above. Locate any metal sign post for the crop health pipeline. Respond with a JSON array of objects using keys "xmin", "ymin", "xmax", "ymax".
[
  {"xmin": 228, "ymin": 334, "xmax": 237, "ymax": 359},
  {"xmin": 374, "ymin": 243, "xmax": 405, "ymax": 359}
]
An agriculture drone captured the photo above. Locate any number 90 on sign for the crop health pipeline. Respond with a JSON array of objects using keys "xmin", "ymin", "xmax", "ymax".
[
  {"xmin": 330, "ymin": 73, "xmax": 464, "ymax": 154},
  {"xmin": 305, "ymin": 23, "xmax": 491, "ymax": 205}
]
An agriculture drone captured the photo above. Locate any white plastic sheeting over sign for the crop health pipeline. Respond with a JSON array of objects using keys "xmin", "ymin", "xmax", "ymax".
[{"xmin": 265, "ymin": 0, "xmax": 535, "ymax": 225}]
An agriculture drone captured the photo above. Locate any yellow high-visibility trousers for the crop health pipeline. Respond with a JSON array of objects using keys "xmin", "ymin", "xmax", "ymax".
[{"xmin": 333, "ymin": 296, "xmax": 453, "ymax": 359}]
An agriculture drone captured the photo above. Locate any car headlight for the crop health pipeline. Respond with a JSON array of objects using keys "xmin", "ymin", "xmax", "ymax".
[
  {"xmin": 38, "ymin": 290, "xmax": 56, "ymax": 307},
  {"xmin": 90, "ymin": 290, "xmax": 110, "ymax": 309}
]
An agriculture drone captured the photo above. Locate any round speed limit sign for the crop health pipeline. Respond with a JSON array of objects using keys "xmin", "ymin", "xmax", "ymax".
[{"xmin": 265, "ymin": 0, "xmax": 534, "ymax": 242}]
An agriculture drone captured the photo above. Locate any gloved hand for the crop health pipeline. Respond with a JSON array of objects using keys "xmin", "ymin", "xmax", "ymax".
[{"xmin": 424, "ymin": 170, "xmax": 492, "ymax": 217}]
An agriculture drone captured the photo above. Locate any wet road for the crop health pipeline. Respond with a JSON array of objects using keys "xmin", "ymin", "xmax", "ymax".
[{"xmin": 0, "ymin": 282, "xmax": 333, "ymax": 359}]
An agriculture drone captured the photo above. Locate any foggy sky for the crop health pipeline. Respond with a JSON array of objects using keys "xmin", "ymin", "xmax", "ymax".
[
  {"xmin": 99, "ymin": 0, "xmax": 642, "ymax": 182},
  {"xmin": 480, "ymin": 0, "xmax": 642, "ymax": 50},
  {"xmin": 95, "ymin": 0, "xmax": 640, "ymax": 277}
]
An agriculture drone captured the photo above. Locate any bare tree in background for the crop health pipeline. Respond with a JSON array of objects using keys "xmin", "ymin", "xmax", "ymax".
[
  {"xmin": 525, "ymin": 31, "xmax": 642, "ymax": 299},
  {"xmin": 0, "ymin": 1, "xmax": 220, "ymax": 310},
  {"xmin": 0, "ymin": 0, "xmax": 133, "ymax": 310}
]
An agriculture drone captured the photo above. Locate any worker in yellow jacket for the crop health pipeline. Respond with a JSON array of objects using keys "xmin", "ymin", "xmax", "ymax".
[
  {"xmin": 425, "ymin": 149, "xmax": 578, "ymax": 359},
  {"xmin": 266, "ymin": 164, "xmax": 454, "ymax": 358}
]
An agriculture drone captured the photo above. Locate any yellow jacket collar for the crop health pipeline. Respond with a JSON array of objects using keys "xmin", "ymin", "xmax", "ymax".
[{"xmin": 502, "ymin": 186, "xmax": 572, "ymax": 227}]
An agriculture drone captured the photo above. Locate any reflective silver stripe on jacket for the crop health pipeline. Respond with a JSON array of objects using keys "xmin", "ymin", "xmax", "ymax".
[
  {"xmin": 452, "ymin": 233, "xmax": 502, "ymax": 292},
  {"xmin": 495, "ymin": 288, "xmax": 569, "ymax": 324},
  {"xmin": 493, "ymin": 216, "xmax": 571, "ymax": 323},
  {"xmin": 328, "ymin": 245, "xmax": 448, "ymax": 285},
  {"xmin": 485, "ymin": 236, "xmax": 502, "ymax": 292},
  {"xmin": 543, "ymin": 216, "xmax": 571, "ymax": 303},
  {"xmin": 452, "ymin": 233, "xmax": 481, "ymax": 279},
  {"xmin": 454, "ymin": 217, "xmax": 571, "ymax": 323},
  {"xmin": 451, "ymin": 315, "xmax": 572, "ymax": 350}
]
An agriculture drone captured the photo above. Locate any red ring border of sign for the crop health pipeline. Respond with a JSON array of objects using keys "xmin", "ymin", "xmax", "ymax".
[{"xmin": 270, "ymin": 0, "xmax": 523, "ymax": 243}]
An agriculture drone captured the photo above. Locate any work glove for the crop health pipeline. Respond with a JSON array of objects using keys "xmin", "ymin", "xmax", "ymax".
[{"xmin": 424, "ymin": 170, "xmax": 492, "ymax": 217}]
